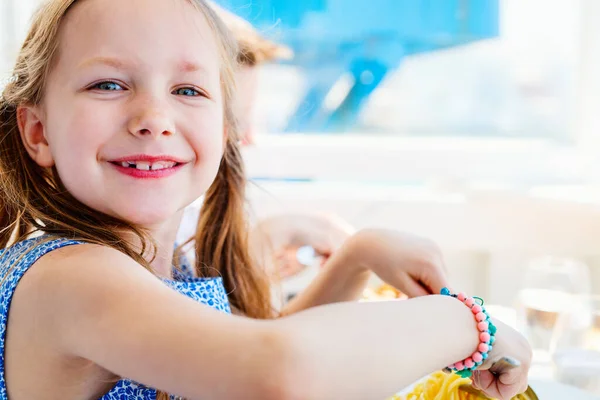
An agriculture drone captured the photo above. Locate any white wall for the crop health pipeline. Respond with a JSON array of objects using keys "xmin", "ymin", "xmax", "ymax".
[{"xmin": 0, "ymin": 0, "xmax": 40, "ymax": 76}]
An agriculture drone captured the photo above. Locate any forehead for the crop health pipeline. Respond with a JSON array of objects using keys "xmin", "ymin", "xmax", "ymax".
[{"xmin": 55, "ymin": 0, "xmax": 220, "ymax": 75}]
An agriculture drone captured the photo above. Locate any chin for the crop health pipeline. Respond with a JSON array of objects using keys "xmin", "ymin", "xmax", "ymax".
[
  {"xmin": 70, "ymin": 186, "xmax": 197, "ymax": 229},
  {"xmin": 107, "ymin": 201, "xmax": 183, "ymax": 228}
]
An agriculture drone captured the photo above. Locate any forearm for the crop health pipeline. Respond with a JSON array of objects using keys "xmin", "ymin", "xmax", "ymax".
[
  {"xmin": 277, "ymin": 295, "xmax": 479, "ymax": 400},
  {"xmin": 280, "ymin": 234, "xmax": 371, "ymax": 316}
]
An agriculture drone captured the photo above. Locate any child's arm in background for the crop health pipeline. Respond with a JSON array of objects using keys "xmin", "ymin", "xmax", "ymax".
[
  {"xmin": 281, "ymin": 229, "xmax": 449, "ymax": 316},
  {"xmin": 15, "ymin": 243, "xmax": 530, "ymax": 400}
]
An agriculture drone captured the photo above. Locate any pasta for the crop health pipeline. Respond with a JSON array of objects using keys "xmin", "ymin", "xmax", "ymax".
[
  {"xmin": 390, "ymin": 371, "xmax": 533, "ymax": 400},
  {"xmin": 362, "ymin": 283, "xmax": 407, "ymax": 301}
]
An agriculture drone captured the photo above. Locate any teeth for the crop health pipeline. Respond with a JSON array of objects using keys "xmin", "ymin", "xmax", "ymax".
[
  {"xmin": 116, "ymin": 160, "xmax": 177, "ymax": 170},
  {"xmin": 135, "ymin": 161, "xmax": 151, "ymax": 171},
  {"xmin": 151, "ymin": 161, "xmax": 176, "ymax": 170}
]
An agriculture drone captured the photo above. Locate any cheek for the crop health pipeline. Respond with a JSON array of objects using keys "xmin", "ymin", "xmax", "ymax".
[
  {"xmin": 186, "ymin": 108, "xmax": 226, "ymax": 161},
  {"xmin": 45, "ymin": 103, "xmax": 115, "ymax": 178},
  {"xmin": 197, "ymin": 128, "xmax": 225, "ymax": 169},
  {"xmin": 49, "ymin": 101, "xmax": 116, "ymax": 145}
]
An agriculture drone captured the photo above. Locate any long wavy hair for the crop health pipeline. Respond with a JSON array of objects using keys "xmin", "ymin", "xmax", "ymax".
[{"xmin": 0, "ymin": 0, "xmax": 273, "ymax": 398}]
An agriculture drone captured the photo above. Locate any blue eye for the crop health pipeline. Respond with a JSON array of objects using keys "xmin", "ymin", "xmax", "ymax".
[
  {"xmin": 91, "ymin": 81, "xmax": 124, "ymax": 91},
  {"xmin": 174, "ymin": 87, "xmax": 201, "ymax": 97}
]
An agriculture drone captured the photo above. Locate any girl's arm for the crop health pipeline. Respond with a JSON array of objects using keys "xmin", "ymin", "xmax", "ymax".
[
  {"xmin": 278, "ymin": 233, "xmax": 372, "ymax": 316},
  {"xmin": 281, "ymin": 229, "xmax": 449, "ymax": 316},
  {"xmin": 17, "ymin": 243, "xmax": 528, "ymax": 400}
]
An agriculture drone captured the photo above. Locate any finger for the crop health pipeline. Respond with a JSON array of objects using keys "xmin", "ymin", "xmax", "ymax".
[
  {"xmin": 421, "ymin": 264, "xmax": 450, "ymax": 294},
  {"xmin": 318, "ymin": 255, "xmax": 330, "ymax": 268},
  {"xmin": 477, "ymin": 369, "xmax": 525, "ymax": 400},
  {"xmin": 497, "ymin": 364, "xmax": 524, "ymax": 386},
  {"xmin": 476, "ymin": 370, "xmax": 502, "ymax": 399},
  {"xmin": 312, "ymin": 245, "xmax": 333, "ymax": 259},
  {"xmin": 397, "ymin": 273, "xmax": 430, "ymax": 297},
  {"xmin": 471, "ymin": 370, "xmax": 481, "ymax": 389},
  {"xmin": 476, "ymin": 369, "xmax": 492, "ymax": 386}
]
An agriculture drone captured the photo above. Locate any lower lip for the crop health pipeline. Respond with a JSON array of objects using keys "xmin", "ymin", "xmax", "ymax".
[{"xmin": 110, "ymin": 163, "xmax": 184, "ymax": 179}]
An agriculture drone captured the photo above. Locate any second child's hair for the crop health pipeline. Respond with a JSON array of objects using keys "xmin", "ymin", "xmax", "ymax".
[{"xmin": 210, "ymin": 2, "xmax": 292, "ymax": 67}]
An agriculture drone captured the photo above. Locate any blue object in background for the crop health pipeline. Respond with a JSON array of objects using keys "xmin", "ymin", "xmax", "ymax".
[{"xmin": 215, "ymin": 0, "xmax": 499, "ymax": 132}]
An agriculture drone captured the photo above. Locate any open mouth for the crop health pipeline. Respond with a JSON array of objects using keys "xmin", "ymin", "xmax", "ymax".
[{"xmin": 109, "ymin": 160, "xmax": 182, "ymax": 171}]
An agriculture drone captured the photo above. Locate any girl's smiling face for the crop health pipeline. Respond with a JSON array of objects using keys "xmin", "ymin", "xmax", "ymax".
[{"xmin": 19, "ymin": 0, "xmax": 227, "ymax": 226}]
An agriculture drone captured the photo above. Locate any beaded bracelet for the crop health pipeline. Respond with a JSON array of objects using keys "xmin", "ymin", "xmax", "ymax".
[{"xmin": 440, "ymin": 287, "xmax": 497, "ymax": 378}]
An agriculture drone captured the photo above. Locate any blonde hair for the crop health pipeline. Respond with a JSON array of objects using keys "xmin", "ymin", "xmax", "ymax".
[
  {"xmin": 0, "ymin": 0, "xmax": 273, "ymax": 398},
  {"xmin": 210, "ymin": 2, "xmax": 292, "ymax": 66}
]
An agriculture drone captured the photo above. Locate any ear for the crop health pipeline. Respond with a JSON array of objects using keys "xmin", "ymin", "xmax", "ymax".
[{"xmin": 17, "ymin": 105, "xmax": 54, "ymax": 168}]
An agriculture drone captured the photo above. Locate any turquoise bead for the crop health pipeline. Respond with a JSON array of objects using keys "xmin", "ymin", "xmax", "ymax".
[
  {"xmin": 457, "ymin": 369, "xmax": 473, "ymax": 378},
  {"xmin": 441, "ymin": 287, "xmax": 451, "ymax": 296}
]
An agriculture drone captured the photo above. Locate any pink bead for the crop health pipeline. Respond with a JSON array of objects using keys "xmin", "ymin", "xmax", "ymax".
[
  {"xmin": 477, "ymin": 321, "xmax": 489, "ymax": 331},
  {"xmin": 476, "ymin": 312, "xmax": 486, "ymax": 322},
  {"xmin": 465, "ymin": 298, "xmax": 475, "ymax": 307},
  {"xmin": 478, "ymin": 343, "xmax": 489, "ymax": 353},
  {"xmin": 464, "ymin": 358, "xmax": 475, "ymax": 369},
  {"xmin": 457, "ymin": 293, "xmax": 467, "ymax": 301},
  {"xmin": 472, "ymin": 352, "xmax": 483, "ymax": 363},
  {"xmin": 454, "ymin": 361, "xmax": 465, "ymax": 371},
  {"xmin": 471, "ymin": 305, "xmax": 483, "ymax": 314},
  {"xmin": 480, "ymin": 332, "xmax": 491, "ymax": 342}
]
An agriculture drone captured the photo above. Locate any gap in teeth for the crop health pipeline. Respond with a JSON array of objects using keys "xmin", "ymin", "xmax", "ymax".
[{"xmin": 119, "ymin": 161, "xmax": 176, "ymax": 170}]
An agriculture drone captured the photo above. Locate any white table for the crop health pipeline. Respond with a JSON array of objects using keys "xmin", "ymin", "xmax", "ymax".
[{"xmin": 529, "ymin": 379, "xmax": 599, "ymax": 399}]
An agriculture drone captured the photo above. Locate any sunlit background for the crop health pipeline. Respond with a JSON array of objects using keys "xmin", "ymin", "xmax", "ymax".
[{"xmin": 2, "ymin": 0, "xmax": 600, "ymax": 394}]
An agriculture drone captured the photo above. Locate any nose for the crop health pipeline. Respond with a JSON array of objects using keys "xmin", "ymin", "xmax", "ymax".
[{"xmin": 127, "ymin": 96, "xmax": 175, "ymax": 138}]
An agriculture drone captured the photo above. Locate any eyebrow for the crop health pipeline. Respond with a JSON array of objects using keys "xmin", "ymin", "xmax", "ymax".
[
  {"xmin": 77, "ymin": 57, "xmax": 208, "ymax": 74},
  {"xmin": 78, "ymin": 57, "xmax": 130, "ymax": 71},
  {"xmin": 177, "ymin": 60, "xmax": 208, "ymax": 73}
]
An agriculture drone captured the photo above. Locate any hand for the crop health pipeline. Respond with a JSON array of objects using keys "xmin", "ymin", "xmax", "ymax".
[
  {"xmin": 472, "ymin": 319, "xmax": 532, "ymax": 400},
  {"xmin": 351, "ymin": 229, "xmax": 449, "ymax": 297},
  {"xmin": 251, "ymin": 213, "xmax": 355, "ymax": 278}
]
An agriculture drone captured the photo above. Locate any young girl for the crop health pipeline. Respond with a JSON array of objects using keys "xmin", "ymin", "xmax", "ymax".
[{"xmin": 0, "ymin": 0, "xmax": 531, "ymax": 399}]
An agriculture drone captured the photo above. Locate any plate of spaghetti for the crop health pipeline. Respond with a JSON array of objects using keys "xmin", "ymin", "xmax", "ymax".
[{"xmin": 390, "ymin": 371, "xmax": 535, "ymax": 400}]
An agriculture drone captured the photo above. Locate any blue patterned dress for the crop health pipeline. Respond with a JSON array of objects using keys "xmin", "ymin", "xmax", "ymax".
[{"xmin": 0, "ymin": 236, "xmax": 231, "ymax": 399}]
